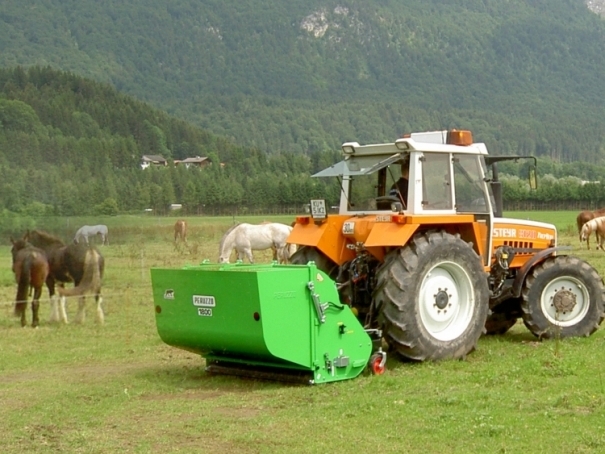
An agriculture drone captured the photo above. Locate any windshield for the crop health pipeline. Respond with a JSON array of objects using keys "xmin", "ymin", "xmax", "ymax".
[
  {"xmin": 323, "ymin": 151, "xmax": 491, "ymax": 214},
  {"xmin": 453, "ymin": 154, "xmax": 491, "ymax": 213},
  {"xmin": 348, "ymin": 163, "xmax": 404, "ymax": 211}
]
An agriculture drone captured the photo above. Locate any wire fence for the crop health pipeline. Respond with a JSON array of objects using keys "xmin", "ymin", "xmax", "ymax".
[{"xmin": 503, "ymin": 200, "xmax": 605, "ymax": 211}]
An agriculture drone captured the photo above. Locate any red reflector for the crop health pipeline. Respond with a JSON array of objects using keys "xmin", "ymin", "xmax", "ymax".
[
  {"xmin": 391, "ymin": 215, "xmax": 406, "ymax": 224},
  {"xmin": 295, "ymin": 216, "xmax": 310, "ymax": 225}
]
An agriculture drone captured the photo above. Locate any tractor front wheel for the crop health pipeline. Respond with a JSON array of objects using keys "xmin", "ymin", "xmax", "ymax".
[
  {"xmin": 521, "ymin": 256, "xmax": 605, "ymax": 338},
  {"xmin": 373, "ymin": 231, "xmax": 489, "ymax": 361}
]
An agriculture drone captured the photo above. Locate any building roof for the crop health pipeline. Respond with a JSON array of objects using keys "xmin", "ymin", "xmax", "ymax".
[
  {"xmin": 178, "ymin": 156, "xmax": 208, "ymax": 164},
  {"xmin": 142, "ymin": 155, "xmax": 167, "ymax": 163}
]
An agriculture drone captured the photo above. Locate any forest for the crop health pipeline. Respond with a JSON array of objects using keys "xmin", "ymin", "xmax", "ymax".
[
  {"xmin": 1, "ymin": 66, "xmax": 605, "ymax": 232},
  {"xmin": 2, "ymin": 0, "xmax": 605, "ymax": 224},
  {"xmin": 0, "ymin": 67, "xmax": 340, "ymax": 221},
  {"xmin": 0, "ymin": 0, "xmax": 605, "ymax": 161}
]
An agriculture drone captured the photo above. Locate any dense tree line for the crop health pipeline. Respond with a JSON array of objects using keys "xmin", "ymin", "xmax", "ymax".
[
  {"xmin": 2, "ymin": 66, "xmax": 605, "ymax": 226},
  {"xmin": 0, "ymin": 67, "xmax": 342, "ymax": 218}
]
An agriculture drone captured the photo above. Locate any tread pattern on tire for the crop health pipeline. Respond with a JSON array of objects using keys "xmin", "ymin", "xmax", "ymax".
[
  {"xmin": 521, "ymin": 255, "xmax": 605, "ymax": 339},
  {"xmin": 373, "ymin": 230, "xmax": 490, "ymax": 361}
]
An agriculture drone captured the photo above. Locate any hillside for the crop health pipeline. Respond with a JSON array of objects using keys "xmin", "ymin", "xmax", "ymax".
[
  {"xmin": 1, "ymin": 0, "xmax": 605, "ymax": 161},
  {"xmin": 0, "ymin": 67, "xmax": 340, "ymax": 221}
]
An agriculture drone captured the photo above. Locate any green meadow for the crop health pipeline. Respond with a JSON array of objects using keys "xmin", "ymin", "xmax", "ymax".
[{"xmin": 1, "ymin": 211, "xmax": 605, "ymax": 454}]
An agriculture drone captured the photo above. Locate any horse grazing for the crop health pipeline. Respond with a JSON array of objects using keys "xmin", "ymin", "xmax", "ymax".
[
  {"xmin": 577, "ymin": 208, "xmax": 605, "ymax": 249},
  {"xmin": 174, "ymin": 220, "xmax": 187, "ymax": 243},
  {"xmin": 580, "ymin": 216, "xmax": 605, "ymax": 251},
  {"xmin": 24, "ymin": 230, "xmax": 105, "ymax": 324},
  {"xmin": 74, "ymin": 224, "xmax": 109, "ymax": 245},
  {"xmin": 218, "ymin": 223, "xmax": 295, "ymax": 264},
  {"xmin": 10, "ymin": 238, "xmax": 50, "ymax": 328},
  {"xmin": 261, "ymin": 220, "xmax": 298, "ymax": 261}
]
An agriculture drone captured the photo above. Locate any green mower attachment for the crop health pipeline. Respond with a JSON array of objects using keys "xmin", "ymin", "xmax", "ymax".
[{"xmin": 150, "ymin": 262, "xmax": 376, "ymax": 384}]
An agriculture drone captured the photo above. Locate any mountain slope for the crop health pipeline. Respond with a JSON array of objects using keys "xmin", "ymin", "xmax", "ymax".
[{"xmin": 1, "ymin": 0, "xmax": 604, "ymax": 161}]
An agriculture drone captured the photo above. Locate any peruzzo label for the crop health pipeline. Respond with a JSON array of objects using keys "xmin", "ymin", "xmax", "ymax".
[{"xmin": 193, "ymin": 295, "xmax": 216, "ymax": 307}]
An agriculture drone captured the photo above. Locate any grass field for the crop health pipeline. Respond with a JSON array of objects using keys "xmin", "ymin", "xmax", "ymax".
[{"xmin": 2, "ymin": 211, "xmax": 605, "ymax": 453}]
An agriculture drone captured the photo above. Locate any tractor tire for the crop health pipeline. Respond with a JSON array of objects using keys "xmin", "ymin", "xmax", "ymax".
[
  {"xmin": 289, "ymin": 246, "xmax": 338, "ymax": 279},
  {"xmin": 373, "ymin": 230, "xmax": 490, "ymax": 361},
  {"xmin": 521, "ymin": 256, "xmax": 605, "ymax": 339},
  {"xmin": 484, "ymin": 311, "xmax": 518, "ymax": 335}
]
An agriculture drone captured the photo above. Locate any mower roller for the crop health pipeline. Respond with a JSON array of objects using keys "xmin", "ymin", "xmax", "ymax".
[{"xmin": 150, "ymin": 262, "xmax": 378, "ymax": 384}]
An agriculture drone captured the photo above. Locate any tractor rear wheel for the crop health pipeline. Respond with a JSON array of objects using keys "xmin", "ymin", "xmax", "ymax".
[
  {"xmin": 521, "ymin": 256, "xmax": 605, "ymax": 339},
  {"xmin": 373, "ymin": 231, "xmax": 489, "ymax": 361}
]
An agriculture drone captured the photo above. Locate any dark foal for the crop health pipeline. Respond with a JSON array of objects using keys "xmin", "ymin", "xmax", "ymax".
[{"xmin": 10, "ymin": 238, "xmax": 49, "ymax": 327}]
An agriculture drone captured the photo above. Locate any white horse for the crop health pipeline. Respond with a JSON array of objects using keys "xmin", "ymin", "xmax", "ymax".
[
  {"xmin": 218, "ymin": 223, "xmax": 295, "ymax": 264},
  {"xmin": 74, "ymin": 225, "xmax": 109, "ymax": 245}
]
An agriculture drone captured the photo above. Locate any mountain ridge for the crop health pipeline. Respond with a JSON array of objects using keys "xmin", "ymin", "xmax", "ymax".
[{"xmin": 1, "ymin": 0, "xmax": 605, "ymax": 161}]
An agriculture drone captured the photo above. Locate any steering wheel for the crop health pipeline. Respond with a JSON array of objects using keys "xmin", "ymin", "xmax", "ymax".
[{"xmin": 375, "ymin": 195, "xmax": 406, "ymax": 210}]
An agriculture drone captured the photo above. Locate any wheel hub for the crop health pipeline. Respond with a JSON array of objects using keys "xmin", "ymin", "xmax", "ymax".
[
  {"xmin": 434, "ymin": 289, "xmax": 450, "ymax": 310},
  {"xmin": 552, "ymin": 289, "xmax": 576, "ymax": 313}
]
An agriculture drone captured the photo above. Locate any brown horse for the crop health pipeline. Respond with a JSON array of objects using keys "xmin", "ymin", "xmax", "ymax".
[
  {"xmin": 23, "ymin": 230, "xmax": 104, "ymax": 324},
  {"xmin": 174, "ymin": 220, "xmax": 187, "ymax": 243},
  {"xmin": 10, "ymin": 238, "xmax": 50, "ymax": 327},
  {"xmin": 577, "ymin": 208, "xmax": 605, "ymax": 249}
]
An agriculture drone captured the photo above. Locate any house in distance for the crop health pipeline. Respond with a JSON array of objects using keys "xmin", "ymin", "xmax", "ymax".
[
  {"xmin": 141, "ymin": 155, "xmax": 168, "ymax": 169},
  {"xmin": 140, "ymin": 155, "xmax": 210, "ymax": 169},
  {"xmin": 174, "ymin": 156, "xmax": 210, "ymax": 169}
]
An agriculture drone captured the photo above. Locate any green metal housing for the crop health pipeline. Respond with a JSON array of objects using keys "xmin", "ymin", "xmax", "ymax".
[{"xmin": 150, "ymin": 262, "xmax": 373, "ymax": 384}]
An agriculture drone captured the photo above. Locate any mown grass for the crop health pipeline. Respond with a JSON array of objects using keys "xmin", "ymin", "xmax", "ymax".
[{"xmin": 2, "ymin": 212, "xmax": 605, "ymax": 454}]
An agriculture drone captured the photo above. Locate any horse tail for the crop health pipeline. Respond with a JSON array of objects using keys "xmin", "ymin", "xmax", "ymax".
[{"xmin": 57, "ymin": 249, "xmax": 102, "ymax": 297}]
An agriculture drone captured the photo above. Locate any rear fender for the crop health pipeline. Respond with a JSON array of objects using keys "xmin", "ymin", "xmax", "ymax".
[
  {"xmin": 511, "ymin": 247, "xmax": 572, "ymax": 298},
  {"xmin": 288, "ymin": 217, "xmax": 355, "ymax": 266}
]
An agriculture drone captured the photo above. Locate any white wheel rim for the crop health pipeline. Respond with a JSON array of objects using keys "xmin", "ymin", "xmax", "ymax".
[
  {"xmin": 418, "ymin": 261, "xmax": 475, "ymax": 341},
  {"xmin": 539, "ymin": 276, "xmax": 590, "ymax": 327}
]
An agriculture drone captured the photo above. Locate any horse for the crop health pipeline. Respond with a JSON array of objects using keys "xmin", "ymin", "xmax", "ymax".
[
  {"xmin": 74, "ymin": 224, "xmax": 109, "ymax": 245},
  {"xmin": 580, "ymin": 216, "xmax": 605, "ymax": 251},
  {"xmin": 174, "ymin": 220, "xmax": 187, "ymax": 243},
  {"xmin": 10, "ymin": 238, "xmax": 50, "ymax": 328},
  {"xmin": 576, "ymin": 208, "xmax": 605, "ymax": 249},
  {"xmin": 218, "ymin": 223, "xmax": 295, "ymax": 264},
  {"xmin": 24, "ymin": 230, "xmax": 105, "ymax": 324},
  {"xmin": 260, "ymin": 220, "xmax": 298, "ymax": 261}
]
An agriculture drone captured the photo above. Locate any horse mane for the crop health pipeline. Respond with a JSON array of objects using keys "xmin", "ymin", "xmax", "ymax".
[
  {"xmin": 28, "ymin": 229, "xmax": 65, "ymax": 248},
  {"xmin": 218, "ymin": 223, "xmax": 241, "ymax": 254}
]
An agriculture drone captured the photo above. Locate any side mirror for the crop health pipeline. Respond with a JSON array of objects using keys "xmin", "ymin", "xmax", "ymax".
[{"xmin": 529, "ymin": 166, "xmax": 538, "ymax": 190}]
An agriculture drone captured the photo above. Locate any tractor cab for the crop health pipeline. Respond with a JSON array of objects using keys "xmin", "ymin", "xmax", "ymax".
[{"xmin": 313, "ymin": 130, "xmax": 495, "ymax": 218}]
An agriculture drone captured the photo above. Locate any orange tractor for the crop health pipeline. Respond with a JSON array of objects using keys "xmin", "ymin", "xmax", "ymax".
[{"xmin": 289, "ymin": 129, "xmax": 605, "ymax": 362}]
